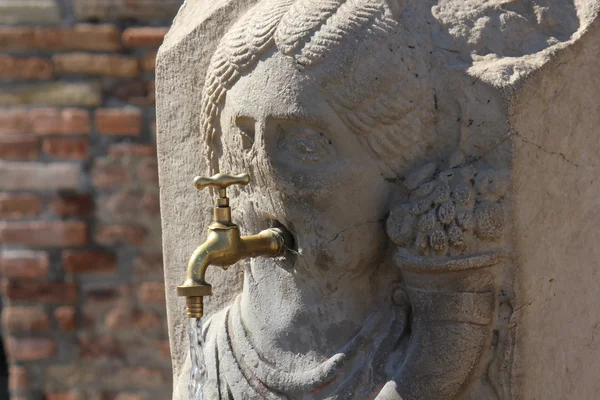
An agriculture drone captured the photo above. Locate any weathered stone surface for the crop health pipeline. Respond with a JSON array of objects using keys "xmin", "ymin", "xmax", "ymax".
[{"xmin": 157, "ymin": 1, "xmax": 600, "ymax": 399}]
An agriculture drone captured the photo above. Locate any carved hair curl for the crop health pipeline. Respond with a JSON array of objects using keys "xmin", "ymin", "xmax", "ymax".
[{"xmin": 201, "ymin": 0, "xmax": 435, "ymax": 178}]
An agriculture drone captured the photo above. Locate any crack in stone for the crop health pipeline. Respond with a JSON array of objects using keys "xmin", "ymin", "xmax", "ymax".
[
  {"xmin": 514, "ymin": 133, "xmax": 582, "ymax": 167},
  {"xmin": 321, "ymin": 219, "xmax": 385, "ymax": 249}
]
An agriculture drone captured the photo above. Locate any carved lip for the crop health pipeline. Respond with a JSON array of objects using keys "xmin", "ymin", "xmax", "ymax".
[{"xmin": 394, "ymin": 251, "xmax": 505, "ymax": 273}]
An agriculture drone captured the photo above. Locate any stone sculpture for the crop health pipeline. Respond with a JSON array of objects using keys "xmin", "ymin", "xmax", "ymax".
[{"xmin": 156, "ymin": 0, "xmax": 600, "ymax": 399}]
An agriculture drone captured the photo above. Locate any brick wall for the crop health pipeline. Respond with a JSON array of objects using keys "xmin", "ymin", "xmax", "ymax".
[{"xmin": 0, "ymin": 1, "xmax": 182, "ymax": 399}]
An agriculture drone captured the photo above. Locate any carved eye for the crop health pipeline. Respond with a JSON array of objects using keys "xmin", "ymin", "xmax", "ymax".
[{"xmin": 277, "ymin": 125, "xmax": 335, "ymax": 164}]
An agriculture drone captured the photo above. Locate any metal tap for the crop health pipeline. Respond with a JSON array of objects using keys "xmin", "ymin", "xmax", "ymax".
[{"xmin": 177, "ymin": 173, "xmax": 291, "ymax": 318}]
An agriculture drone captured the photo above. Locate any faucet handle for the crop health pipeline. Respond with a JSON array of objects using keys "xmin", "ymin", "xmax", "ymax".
[
  {"xmin": 194, "ymin": 173, "xmax": 250, "ymax": 214},
  {"xmin": 194, "ymin": 173, "xmax": 250, "ymax": 195}
]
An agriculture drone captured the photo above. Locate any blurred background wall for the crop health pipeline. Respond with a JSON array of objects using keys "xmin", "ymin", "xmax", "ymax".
[{"xmin": 0, "ymin": 1, "xmax": 184, "ymax": 398}]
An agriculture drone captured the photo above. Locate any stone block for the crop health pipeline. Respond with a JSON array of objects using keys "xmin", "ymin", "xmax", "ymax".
[
  {"xmin": 53, "ymin": 53, "xmax": 139, "ymax": 78},
  {"xmin": 0, "ymin": 82, "xmax": 102, "ymax": 107},
  {"xmin": 0, "ymin": 0, "xmax": 60, "ymax": 25},
  {"xmin": 0, "ymin": 161, "xmax": 80, "ymax": 191}
]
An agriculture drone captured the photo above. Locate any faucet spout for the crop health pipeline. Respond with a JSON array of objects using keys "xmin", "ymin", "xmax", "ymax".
[
  {"xmin": 177, "ymin": 172, "xmax": 293, "ymax": 318},
  {"xmin": 177, "ymin": 224, "xmax": 290, "ymax": 318}
]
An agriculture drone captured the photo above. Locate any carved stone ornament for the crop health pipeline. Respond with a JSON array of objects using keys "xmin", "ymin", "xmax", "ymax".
[{"xmin": 156, "ymin": 1, "xmax": 600, "ymax": 399}]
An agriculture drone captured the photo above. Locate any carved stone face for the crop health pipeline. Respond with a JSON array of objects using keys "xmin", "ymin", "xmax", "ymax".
[{"xmin": 219, "ymin": 52, "xmax": 392, "ymax": 285}]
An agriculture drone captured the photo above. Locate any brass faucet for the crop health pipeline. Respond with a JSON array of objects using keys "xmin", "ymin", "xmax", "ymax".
[{"xmin": 177, "ymin": 173, "xmax": 291, "ymax": 318}]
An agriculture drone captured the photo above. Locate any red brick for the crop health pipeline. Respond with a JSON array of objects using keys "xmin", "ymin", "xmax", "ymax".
[
  {"xmin": 0, "ymin": 108, "xmax": 30, "ymax": 134},
  {"xmin": 32, "ymin": 108, "xmax": 90, "ymax": 135},
  {"xmin": 137, "ymin": 282, "xmax": 165, "ymax": 305},
  {"xmin": 43, "ymin": 138, "xmax": 88, "ymax": 159},
  {"xmin": 134, "ymin": 310, "xmax": 163, "ymax": 333},
  {"xmin": 53, "ymin": 53, "xmax": 139, "ymax": 78},
  {"xmin": 103, "ymin": 189, "xmax": 144, "ymax": 214},
  {"xmin": 84, "ymin": 286, "xmax": 127, "ymax": 305},
  {"xmin": 54, "ymin": 306, "xmax": 77, "ymax": 332},
  {"xmin": 2, "ymin": 279, "xmax": 77, "ymax": 303},
  {"xmin": 95, "ymin": 108, "xmax": 142, "ymax": 136},
  {"xmin": 122, "ymin": 27, "xmax": 169, "ymax": 48},
  {"xmin": 9, "ymin": 365, "xmax": 28, "ymax": 390},
  {"xmin": 0, "ymin": 194, "xmax": 42, "ymax": 219},
  {"xmin": 114, "ymin": 394, "xmax": 147, "ymax": 400},
  {"xmin": 108, "ymin": 143, "xmax": 156, "ymax": 158},
  {"xmin": 0, "ymin": 250, "xmax": 49, "ymax": 279},
  {"xmin": 69, "ymin": 24, "xmax": 122, "ymax": 51},
  {"xmin": 0, "ymin": 136, "xmax": 39, "ymax": 160},
  {"xmin": 137, "ymin": 159, "xmax": 158, "ymax": 183},
  {"xmin": 0, "ymin": 56, "xmax": 53, "ymax": 80},
  {"xmin": 133, "ymin": 253, "xmax": 163, "ymax": 278},
  {"xmin": 127, "ymin": 367, "xmax": 167, "ymax": 386},
  {"xmin": 95, "ymin": 225, "xmax": 146, "ymax": 246},
  {"xmin": 141, "ymin": 50, "xmax": 157, "ymax": 72},
  {"xmin": 63, "ymin": 250, "xmax": 116, "ymax": 274},
  {"xmin": 0, "ymin": 221, "xmax": 87, "ymax": 248},
  {"xmin": 104, "ymin": 306, "xmax": 134, "ymax": 331},
  {"xmin": 141, "ymin": 192, "xmax": 160, "ymax": 215},
  {"xmin": 110, "ymin": 80, "xmax": 146, "ymax": 102},
  {"xmin": 77, "ymin": 332, "xmax": 121, "ymax": 359},
  {"xmin": 2, "ymin": 306, "xmax": 49, "ymax": 332},
  {"xmin": 45, "ymin": 393, "xmax": 83, "ymax": 400},
  {"xmin": 5, "ymin": 337, "xmax": 55, "ymax": 361},
  {"xmin": 50, "ymin": 193, "xmax": 93, "ymax": 217},
  {"xmin": 0, "ymin": 25, "xmax": 122, "ymax": 52},
  {"xmin": 92, "ymin": 159, "xmax": 130, "ymax": 189},
  {"xmin": 0, "ymin": 108, "xmax": 90, "ymax": 135},
  {"xmin": 151, "ymin": 340, "xmax": 171, "ymax": 361},
  {"xmin": 140, "ymin": 81, "xmax": 156, "ymax": 105},
  {"xmin": 117, "ymin": 80, "xmax": 155, "ymax": 106}
]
